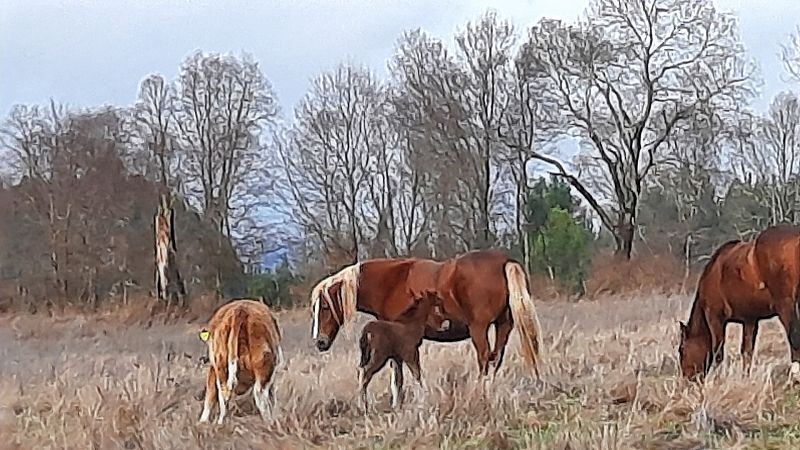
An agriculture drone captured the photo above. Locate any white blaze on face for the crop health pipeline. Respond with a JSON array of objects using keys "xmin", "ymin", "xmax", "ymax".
[{"xmin": 311, "ymin": 297, "xmax": 321, "ymax": 340}]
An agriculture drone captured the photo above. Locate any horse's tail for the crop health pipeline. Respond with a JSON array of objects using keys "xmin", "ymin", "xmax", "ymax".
[
  {"xmin": 358, "ymin": 330, "xmax": 372, "ymax": 368},
  {"xmin": 505, "ymin": 261, "xmax": 542, "ymax": 378}
]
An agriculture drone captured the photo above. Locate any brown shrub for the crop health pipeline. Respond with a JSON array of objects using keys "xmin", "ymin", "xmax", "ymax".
[
  {"xmin": 585, "ymin": 251, "xmax": 691, "ymax": 298},
  {"xmin": 529, "ymin": 274, "xmax": 573, "ymax": 302}
]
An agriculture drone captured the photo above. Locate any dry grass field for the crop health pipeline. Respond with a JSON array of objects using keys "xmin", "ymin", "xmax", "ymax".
[{"xmin": 3, "ymin": 293, "xmax": 800, "ymax": 449}]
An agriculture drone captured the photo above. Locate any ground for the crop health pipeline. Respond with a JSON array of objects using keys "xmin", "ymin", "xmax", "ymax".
[{"xmin": 2, "ymin": 293, "xmax": 800, "ymax": 449}]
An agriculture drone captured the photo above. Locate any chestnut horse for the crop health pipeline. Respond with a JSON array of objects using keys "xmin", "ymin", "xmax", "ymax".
[
  {"xmin": 679, "ymin": 225, "xmax": 800, "ymax": 380},
  {"xmin": 310, "ymin": 250, "xmax": 542, "ymax": 385}
]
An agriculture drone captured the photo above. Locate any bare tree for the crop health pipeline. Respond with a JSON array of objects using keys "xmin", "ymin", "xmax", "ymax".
[
  {"xmin": 173, "ymin": 51, "xmax": 279, "ymax": 273},
  {"xmin": 501, "ymin": 47, "xmax": 553, "ymax": 267},
  {"xmin": 0, "ymin": 102, "xmax": 72, "ymax": 296},
  {"xmin": 279, "ymin": 64, "xmax": 386, "ymax": 263},
  {"xmin": 731, "ymin": 93, "xmax": 800, "ymax": 224},
  {"xmin": 126, "ymin": 74, "xmax": 179, "ymax": 188},
  {"xmin": 515, "ymin": 0, "xmax": 754, "ymax": 258},
  {"xmin": 782, "ymin": 26, "xmax": 800, "ymax": 83},
  {"xmin": 0, "ymin": 102, "xmax": 66, "ymax": 182},
  {"xmin": 388, "ymin": 30, "xmax": 480, "ymax": 256},
  {"xmin": 455, "ymin": 11, "xmax": 516, "ymax": 246}
]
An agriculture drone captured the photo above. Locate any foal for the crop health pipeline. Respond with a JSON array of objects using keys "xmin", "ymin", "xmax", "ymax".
[{"xmin": 358, "ymin": 290, "xmax": 449, "ymax": 412}]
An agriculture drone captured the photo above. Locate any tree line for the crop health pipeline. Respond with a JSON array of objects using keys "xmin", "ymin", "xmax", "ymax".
[{"xmin": 2, "ymin": 0, "xmax": 800, "ymax": 305}]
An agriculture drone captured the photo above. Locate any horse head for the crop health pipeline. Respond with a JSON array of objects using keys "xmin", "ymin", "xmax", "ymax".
[
  {"xmin": 677, "ymin": 320, "xmax": 712, "ymax": 380},
  {"xmin": 311, "ymin": 280, "xmax": 344, "ymax": 352},
  {"xmin": 415, "ymin": 289, "xmax": 450, "ymax": 333},
  {"xmin": 310, "ymin": 263, "xmax": 361, "ymax": 352}
]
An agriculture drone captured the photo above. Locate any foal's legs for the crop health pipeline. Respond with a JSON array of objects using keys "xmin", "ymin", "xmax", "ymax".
[
  {"xmin": 490, "ymin": 309, "xmax": 513, "ymax": 375},
  {"xmin": 359, "ymin": 357, "xmax": 386, "ymax": 413},
  {"xmin": 407, "ymin": 352, "xmax": 423, "ymax": 386},
  {"xmin": 741, "ymin": 321, "xmax": 759, "ymax": 374},
  {"xmin": 389, "ymin": 359, "xmax": 405, "ymax": 408},
  {"xmin": 468, "ymin": 322, "xmax": 492, "ymax": 377}
]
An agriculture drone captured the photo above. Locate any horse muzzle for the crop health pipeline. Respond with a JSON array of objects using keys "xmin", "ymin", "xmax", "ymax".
[{"xmin": 315, "ymin": 336, "xmax": 331, "ymax": 352}]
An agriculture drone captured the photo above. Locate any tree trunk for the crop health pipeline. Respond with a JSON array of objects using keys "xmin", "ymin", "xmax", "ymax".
[
  {"xmin": 523, "ymin": 229, "xmax": 531, "ymax": 275},
  {"xmin": 154, "ymin": 193, "xmax": 186, "ymax": 307},
  {"xmin": 613, "ymin": 213, "xmax": 635, "ymax": 259}
]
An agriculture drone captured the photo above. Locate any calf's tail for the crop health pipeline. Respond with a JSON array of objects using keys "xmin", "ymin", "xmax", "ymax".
[{"xmin": 225, "ymin": 307, "xmax": 246, "ymax": 393}]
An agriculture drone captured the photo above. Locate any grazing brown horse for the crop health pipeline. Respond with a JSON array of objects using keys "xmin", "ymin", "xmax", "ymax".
[
  {"xmin": 310, "ymin": 249, "xmax": 542, "ymax": 394},
  {"xmin": 358, "ymin": 290, "xmax": 449, "ymax": 412},
  {"xmin": 679, "ymin": 225, "xmax": 800, "ymax": 380}
]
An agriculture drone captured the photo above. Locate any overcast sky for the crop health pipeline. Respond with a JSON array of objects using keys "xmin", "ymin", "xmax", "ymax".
[{"xmin": 1, "ymin": 0, "xmax": 799, "ymax": 119}]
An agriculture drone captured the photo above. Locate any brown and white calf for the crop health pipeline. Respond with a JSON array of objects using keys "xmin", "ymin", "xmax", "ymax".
[
  {"xmin": 358, "ymin": 290, "xmax": 449, "ymax": 411},
  {"xmin": 198, "ymin": 299, "xmax": 284, "ymax": 424}
]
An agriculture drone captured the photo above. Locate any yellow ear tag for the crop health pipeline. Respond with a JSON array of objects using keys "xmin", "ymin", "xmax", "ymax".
[{"xmin": 199, "ymin": 330, "xmax": 210, "ymax": 342}]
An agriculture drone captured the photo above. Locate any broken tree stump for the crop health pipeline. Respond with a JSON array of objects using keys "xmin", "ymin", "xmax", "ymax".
[{"xmin": 154, "ymin": 193, "xmax": 186, "ymax": 307}]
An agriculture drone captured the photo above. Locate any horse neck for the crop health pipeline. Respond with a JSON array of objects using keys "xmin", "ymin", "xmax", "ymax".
[
  {"xmin": 354, "ymin": 260, "xmax": 411, "ymax": 319},
  {"xmin": 687, "ymin": 293, "xmax": 711, "ymax": 340},
  {"xmin": 355, "ymin": 289, "xmax": 379, "ymax": 317}
]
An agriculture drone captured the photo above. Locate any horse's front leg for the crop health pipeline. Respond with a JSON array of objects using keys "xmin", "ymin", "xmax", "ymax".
[
  {"xmin": 705, "ymin": 311, "xmax": 727, "ymax": 369},
  {"xmin": 741, "ymin": 321, "xmax": 759, "ymax": 374},
  {"xmin": 776, "ymin": 301, "xmax": 800, "ymax": 382}
]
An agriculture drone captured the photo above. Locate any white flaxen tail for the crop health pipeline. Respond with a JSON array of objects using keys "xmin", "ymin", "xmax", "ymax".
[{"xmin": 505, "ymin": 262, "xmax": 543, "ymax": 378}]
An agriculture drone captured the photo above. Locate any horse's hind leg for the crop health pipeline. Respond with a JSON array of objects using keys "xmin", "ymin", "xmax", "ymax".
[
  {"xmin": 468, "ymin": 322, "xmax": 492, "ymax": 377},
  {"xmin": 359, "ymin": 363, "xmax": 381, "ymax": 414},
  {"xmin": 490, "ymin": 309, "xmax": 513, "ymax": 375},
  {"xmin": 741, "ymin": 321, "xmax": 759, "ymax": 374}
]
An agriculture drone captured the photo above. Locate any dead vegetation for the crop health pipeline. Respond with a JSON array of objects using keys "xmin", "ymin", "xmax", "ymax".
[
  {"xmin": 1, "ymin": 293, "xmax": 800, "ymax": 449},
  {"xmin": 585, "ymin": 253, "xmax": 690, "ymax": 298}
]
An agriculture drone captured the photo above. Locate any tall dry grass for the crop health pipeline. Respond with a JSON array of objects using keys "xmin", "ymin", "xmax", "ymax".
[{"xmin": 2, "ymin": 294, "xmax": 800, "ymax": 449}]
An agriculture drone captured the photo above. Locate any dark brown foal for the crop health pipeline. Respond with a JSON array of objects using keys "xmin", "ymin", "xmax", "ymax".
[{"xmin": 358, "ymin": 290, "xmax": 449, "ymax": 412}]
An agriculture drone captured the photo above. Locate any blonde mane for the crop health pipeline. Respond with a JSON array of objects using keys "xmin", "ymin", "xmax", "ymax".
[{"xmin": 310, "ymin": 262, "xmax": 361, "ymax": 338}]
